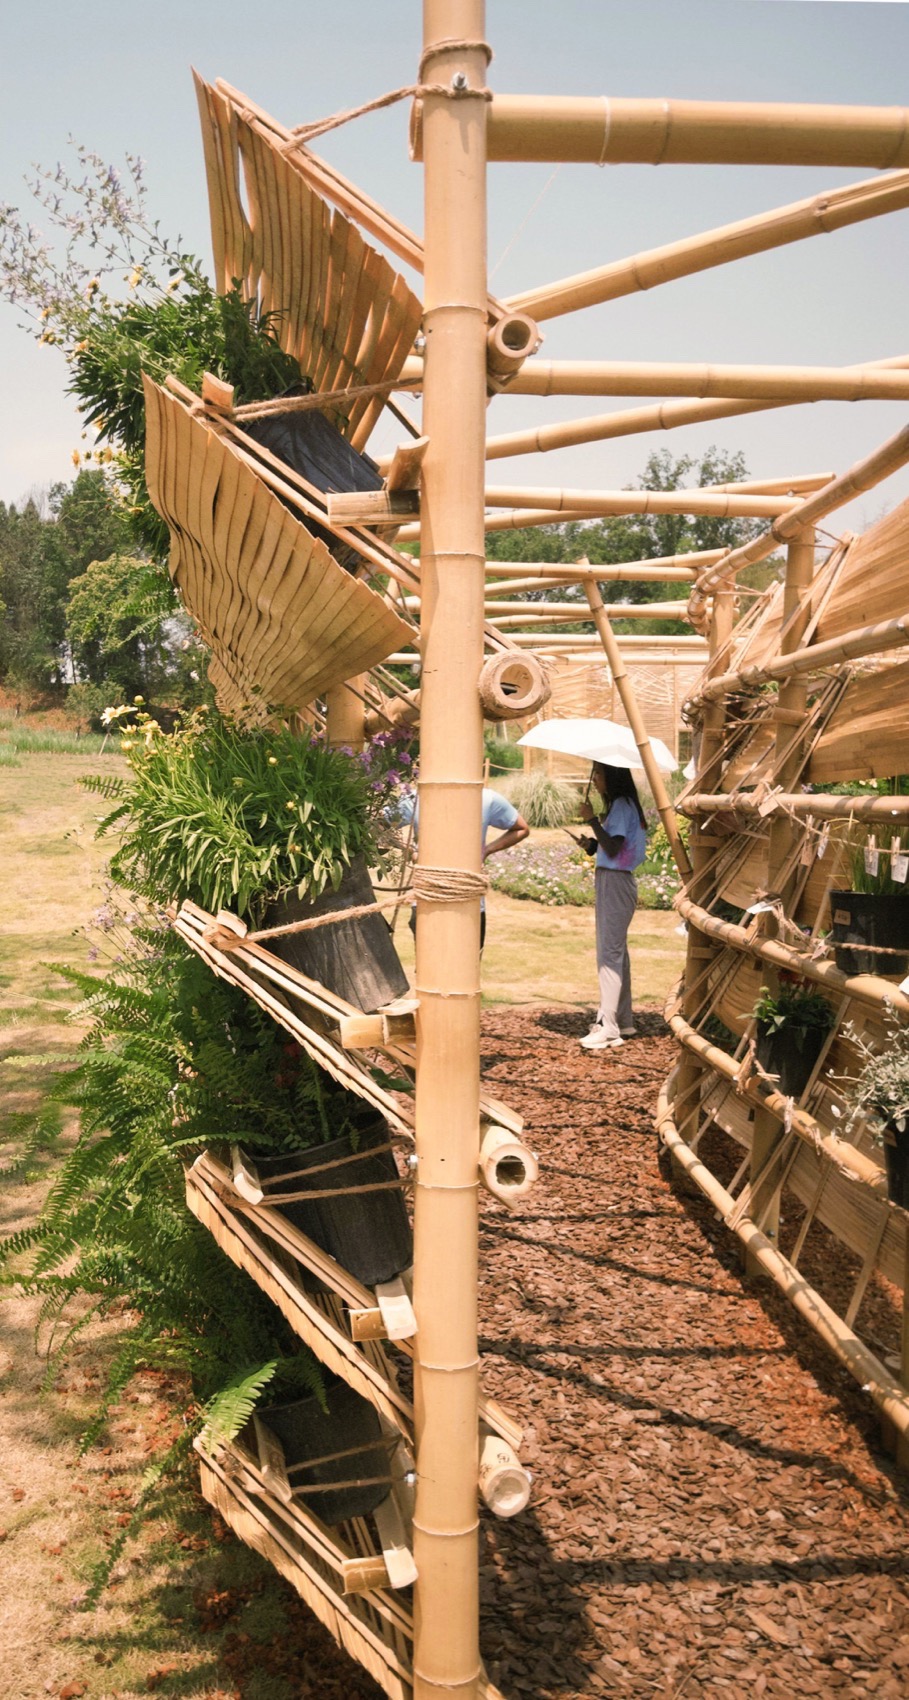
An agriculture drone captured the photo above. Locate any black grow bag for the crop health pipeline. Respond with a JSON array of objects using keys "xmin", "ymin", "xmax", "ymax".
[
  {"xmin": 265, "ymin": 853, "xmax": 409, "ymax": 1014},
  {"xmin": 240, "ymin": 396, "xmax": 383, "ymax": 575},
  {"xmin": 882, "ymin": 1118, "xmax": 909, "ymax": 1210},
  {"xmin": 253, "ymin": 1109, "xmax": 412, "ymax": 1289},
  {"xmin": 260, "ymin": 1377, "xmax": 388, "ymax": 1525},
  {"xmin": 755, "ymin": 1021, "xmax": 828, "ymax": 1100},
  {"xmin": 830, "ymin": 891, "xmax": 909, "ymax": 978}
]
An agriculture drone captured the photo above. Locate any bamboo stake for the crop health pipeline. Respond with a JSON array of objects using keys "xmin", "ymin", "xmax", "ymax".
[
  {"xmin": 583, "ymin": 576, "xmax": 691, "ymax": 878},
  {"xmin": 442, "ymin": 93, "xmax": 909, "ymax": 168},
  {"xmin": 412, "ymin": 9, "xmax": 486, "ymax": 1696},
  {"xmin": 505, "ymin": 170, "xmax": 909, "ymax": 321},
  {"xmin": 400, "ymin": 354, "xmax": 909, "ymax": 403}
]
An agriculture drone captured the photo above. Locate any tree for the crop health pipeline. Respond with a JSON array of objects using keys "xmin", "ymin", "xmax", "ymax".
[{"xmin": 485, "ymin": 447, "xmax": 765, "ymax": 635}]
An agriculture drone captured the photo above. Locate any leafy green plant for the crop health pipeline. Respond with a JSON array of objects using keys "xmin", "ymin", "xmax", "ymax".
[
  {"xmin": 752, "ymin": 982, "xmax": 834, "ymax": 1050},
  {"xmin": 484, "ymin": 732, "xmax": 524, "ymax": 773},
  {"xmin": 836, "ymin": 1014, "xmax": 909, "ymax": 1136},
  {"xmin": 497, "ymin": 772, "xmax": 578, "ymax": 829},
  {"xmin": 84, "ymin": 708, "xmax": 380, "ymax": 921}
]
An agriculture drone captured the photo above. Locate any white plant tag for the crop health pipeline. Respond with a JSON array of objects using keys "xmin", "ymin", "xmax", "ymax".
[
  {"xmin": 900, "ymin": 974, "xmax": 909, "ymax": 996},
  {"xmin": 864, "ymin": 835, "xmax": 879, "ymax": 877},
  {"xmin": 817, "ymin": 824, "xmax": 830, "ymax": 860},
  {"xmin": 893, "ymin": 855, "xmax": 909, "ymax": 884},
  {"xmin": 757, "ymin": 786, "xmax": 782, "ymax": 818}
]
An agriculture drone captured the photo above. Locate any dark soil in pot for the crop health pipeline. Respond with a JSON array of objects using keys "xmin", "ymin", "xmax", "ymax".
[
  {"xmin": 755, "ymin": 1021, "xmax": 828, "ymax": 1100},
  {"xmin": 882, "ymin": 1118, "xmax": 909, "ymax": 1210},
  {"xmin": 264, "ymin": 852, "xmax": 410, "ymax": 1013},
  {"xmin": 259, "ymin": 1377, "xmax": 389, "ymax": 1526},
  {"xmin": 252, "ymin": 1108, "xmax": 412, "ymax": 1289},
  {"xmin": 830, "ymin": 890, "xmax": 909, "ymax": 978}
]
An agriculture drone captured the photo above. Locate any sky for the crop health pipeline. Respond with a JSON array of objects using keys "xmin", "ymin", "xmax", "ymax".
[{"xmin": 2, "ymin": 0, "xmax": 909, "ymax": 535}]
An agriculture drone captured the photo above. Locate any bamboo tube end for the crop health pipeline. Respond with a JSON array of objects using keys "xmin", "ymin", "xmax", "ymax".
[
  {"xmin": 478, "ymin": 651, "xmax": 551, "ymax": 720},
  {"xmin": 479, "ymin": 1125, "xmax": 539, "ymax": 1203}
]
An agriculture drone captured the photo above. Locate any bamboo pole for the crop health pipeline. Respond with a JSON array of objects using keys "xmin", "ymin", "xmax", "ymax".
[
  {"xmin": 480, "ymin": 600, "xmax": 689, "ymax": 620},
  {"xmin": 684, "ymin": 792, "xmax": 909, "ymax": 822},
  {"xmin": 694, "ymin": 419, "xmax": 909, "ymax": 603},
  {"xmin": 479, "ymin": 554, "xmax": 713, "ymax": 580},
  {"xmin": 583, "ymin": 577, "xmax": 691, "ymax": 878},
  {"xmin": 505, "ymin": 170, "xmax": 909, "ymax": 321},
  {"xmin": 411, "ymin": 8, "xmax": 486, "ymax": 1697},
  {"xmin": 482, "ymin": 353, "xmax": 909, "ymax": 462},
  {"xmin": 324, "ymin": 678, "xmax": 367, "ymax": 750},
  {"xmin": 400, "ymin": 354, "xmax": 909, "ymax": 403},
  {"xmin": 425, "ymin": 93, "xmax": 909, "ymax": 168},
  {"xmin": 481, "ymin": 485, "xmax": 799, "ymax": 517},
  {"xmin": 691, "ymin": 610, "xmax": 909, "ymax": 706}
]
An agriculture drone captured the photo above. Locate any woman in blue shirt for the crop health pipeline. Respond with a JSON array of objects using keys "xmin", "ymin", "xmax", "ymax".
[{"xmin": 577, "ymin": 763, "xmax": 648, "ymax": 1050}]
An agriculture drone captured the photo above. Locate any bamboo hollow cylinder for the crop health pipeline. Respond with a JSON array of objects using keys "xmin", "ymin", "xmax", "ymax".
[
  {"xmin": 486, "ymin": 312, "xmax": 542, "ymax": 381},
  {"xmin": 477, "ymin": 650, "xmax": 551, "ymax": 719},
  {"xmin": 411, "ymin": 93, "xmax": 909, "ymax": 168},
  {"xmin": 478, "ymin": 1429, "xmax": 532, "ymax": 1517},
  {"xmin": 478, "ymin": 1124, "xmax": 539, "ymax": 1204}
]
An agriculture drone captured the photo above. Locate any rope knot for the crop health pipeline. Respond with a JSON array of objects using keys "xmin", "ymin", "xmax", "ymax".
[{"xmin": 412, "ymin": 866, "xmax": 488, "ymax": 903}]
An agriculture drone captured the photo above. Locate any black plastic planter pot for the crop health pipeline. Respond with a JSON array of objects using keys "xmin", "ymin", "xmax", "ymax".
[
  {"xmin": 830, "ymin": 891, "xmax": 909, "ymax": 978},
  {"xmin": 755, "ymin": 1022, "xmax": 828, "ymax": 1100},
  {"xmin": 260, "ymin": 1378, "xmax": 389, "ymax": 1525},
  {"xmin": 253, "ymin": 1109, "xmax": 412, "ymax": 1289},
  {"xmin": 265, "ymin": 852, "xmax": 409, "ymax": 1013},
  {"xmin": 882, "ymin": 1118, "xmax": 909, "ymax": 1210}
]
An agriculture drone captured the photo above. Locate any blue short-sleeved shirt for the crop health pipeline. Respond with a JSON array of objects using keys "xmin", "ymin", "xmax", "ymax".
[
  {"xmin": 396, "ymin": 787, "xmax": 519, "ymax": 909},
  {"xmin": 595, "ymin": 795, "xmax": 647, "ymax": 872}
]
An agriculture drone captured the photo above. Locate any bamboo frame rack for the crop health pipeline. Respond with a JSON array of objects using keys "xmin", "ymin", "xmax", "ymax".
[{"xmin": 134, "ymin": 13, "xmax": 909, "ymax": 1696}]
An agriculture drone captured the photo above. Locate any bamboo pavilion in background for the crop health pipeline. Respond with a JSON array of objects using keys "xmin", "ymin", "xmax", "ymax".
[{"xmin": 136, "ymin": 6, "xmax": 909, "ymax": 1694}]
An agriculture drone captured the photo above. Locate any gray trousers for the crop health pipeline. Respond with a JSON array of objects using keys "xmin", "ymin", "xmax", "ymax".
[{"xmin": 594, "ymin": 868, "xmax": 637, "ymax": 1039}]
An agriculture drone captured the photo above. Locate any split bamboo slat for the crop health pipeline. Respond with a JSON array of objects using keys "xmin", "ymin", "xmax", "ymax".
[
  {"xmin": 808, "ymin": 660, "xmax": 909, "ymax": 784},
  {"xmin": 194, "ymin": 74, "xmax": 422, "ymax": 449},
  {"xmin": 814, "ymin": 491, "xmax": 909, "ymax": 642},
  {"xmin": 143, "ymin": 380, "xmax": 412, "ymax": 718}
]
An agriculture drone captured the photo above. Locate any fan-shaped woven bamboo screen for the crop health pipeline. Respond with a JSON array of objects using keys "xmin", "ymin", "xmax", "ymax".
[
  {"xmin": 193, "ymin": 73, "xmax": 422, "ymax": 451},
  {"xmin": 143, "ymin": 377, "xmax": 412, "ymax": 719},
  {"xmin": 521, "ymin": 651, "xmax": 706, "ymax": 766}
]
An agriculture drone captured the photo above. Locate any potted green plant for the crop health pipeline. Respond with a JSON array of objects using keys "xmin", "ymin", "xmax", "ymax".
[
  {"xmin": 836, "ymin": 1016, "xmax": 909, "ymax": 1208},
  {"xmin": 87, "ymin": 707, "xmax": 409, "ymax": 1011},
  {"xmin": 752, "ymin": 981, "xmax": 834, "ymax": 1099}
]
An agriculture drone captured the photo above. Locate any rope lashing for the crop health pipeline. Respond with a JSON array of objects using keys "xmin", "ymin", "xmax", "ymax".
[
  {"xmin": 202, "ymin": 867, "xmax": 488, "ymax": 953},
  {"xmin": 256, "ymin": 1141, "xmax": 398, "ymax": 1186},
  {"xmin": 282, "ymin": 39, "xmax": 494, "ymax": 152},
  {"xmin": 284, "ymin": 1435, "xmax": 401, "ymax": 1475},
  {"xmin": 229, "ymin": 376, "xmax": 424, "ymax": 424}
]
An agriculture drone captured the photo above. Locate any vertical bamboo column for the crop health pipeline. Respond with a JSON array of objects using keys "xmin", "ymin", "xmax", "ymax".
[
  {"xmin": 412, "ymin": 6, "xmax": 488, "ymax": 1698},
  {"xmin": 324, "ymin": 677, "xmax": 366, "ymax": 749},
  {"xmin": 747, "ymin": 529, "xmax": 815, "ymax": 1255}
]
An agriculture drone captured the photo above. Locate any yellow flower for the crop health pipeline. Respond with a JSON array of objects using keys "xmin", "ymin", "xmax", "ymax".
[
  {"xmin": 133, "ymin": 695, "xmax": 144, "ymax": 705},
  {"xmin": 71, "ymin": 450, "xmax": 81, "ymax": 467},
  {"xmin": 121, "ymin": 740, "xmax": 135, "ymax": 752},
  {"xmin": 285, "ymin": 800, "xmax": 295, "ymax": 811},
  {"xmin": 74, "ymin": 340, "xmax": 88, "ymax": 354},
  {"xmin": 128, "ymin": 267, "xmax": 142, "ymax": 290},
  {"xmin": 86, "ymin": 278, "xmax": 100, "ymax": 297},
  {"xmin": 268, "ymin": 756, "xmax": 278, "ymax": 766}
]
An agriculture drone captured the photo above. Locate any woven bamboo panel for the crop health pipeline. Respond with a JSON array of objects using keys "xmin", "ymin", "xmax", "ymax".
[
  {"xmin": 712, "ymin": 954, "xmax": 765, "ymax": 1038},
  {"xmin": 793, "ymin": 832, "xmax": 852, "ymax": 930},
  {"xmin": 815, "ymin": 493, "xmax": 909, "ymax": 644},
  {"xmin": 702, "ymin": 1080, "xmax": 904, "ymax": 1290},
  {"xmin": 715, "ymin": 834, "xmax": 769, "ymax": 909},
  {"xmin": 194, "ymin": 74, "xmax": 422, "ymax": 451},
  {"xmin": 525, "ymin": 654, "xmax": 706, "ymax": 770},
  {"xmin": 144, "ymin": 379, "xmax": 411, "ymax": 717},
  {"xmin": 807, "ymin": 660, "xmax": 909, "ymax": 783}
]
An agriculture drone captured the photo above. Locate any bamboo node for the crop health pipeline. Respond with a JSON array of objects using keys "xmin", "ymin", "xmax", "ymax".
[{"xmin": 478, "ymin": 651, "xmax": 551, "ymax": 719}]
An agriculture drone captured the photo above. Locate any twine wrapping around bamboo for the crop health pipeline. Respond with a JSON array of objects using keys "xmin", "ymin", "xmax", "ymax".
[
  {"xmin": 284, "ymin": 1435, "xmax": 401, "ymax": 1474},
  {"xmin": 282, "ymin": 42, "xmax": 494, "ymax": 152},
  {"xmin": 202, "ymin": 867, "xmax": 488, "ymax": 953},
  {"xmin": 257, "ymin": 1142, "xmax": 398, "ymax": 1186},
  {"xmin": 225, "ymin": 1175, "xmax": 407, "ymax": 1203},
  {"xmin": 230, "ymin": 377, "xmax": 424, "ymax": 424}
]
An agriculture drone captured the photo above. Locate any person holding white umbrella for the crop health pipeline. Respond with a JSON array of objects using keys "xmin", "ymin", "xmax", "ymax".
[{"xmin": 577, "ymin": 762, "xmax": 649, "ymax": 1050}]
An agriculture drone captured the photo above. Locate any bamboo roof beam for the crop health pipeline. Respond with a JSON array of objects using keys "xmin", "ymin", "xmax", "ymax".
[
  {"xmin": 690, "ymin": 610, "xmax": 909, "ymax": 707},
  {"xmin": 399, "ymin": 354, "xmax": 909, "ymax": 403},
  {"xmin": 480, "ymin": 552, "xmax": 719, "ymax": 580},
  {"xmin": 413, "ymin": 93, "xmax": 909, "ymax": 168},
  {"xmin": 478, "ymin": 602, "xmax": 689, "ymax": 622},
  {"xmin": 505, "ymin": 170, "xmax": 909, "ymax": 321},
  {"xmin": 482, "ymin": 355, "xmax": 909, "ymax": 462},
  {"xmin": 396, "ymin": 486, "xmax": 799, "ymax": 544},
  {"xmin": 683, "ymin": 792, "xmax": 909, "ymax": 823}
]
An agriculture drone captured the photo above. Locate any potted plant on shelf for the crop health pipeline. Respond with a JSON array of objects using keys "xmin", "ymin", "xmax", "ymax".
[
  {"xmin": 88, "ymin": 706, "xmax": 410, "ymax": 1011},
  {"xmin": 752, "ymin": 980, "xmax": 834, "ymax": 1099},
  {"xmin": 837, "ymin": 1015, "xmax": 909, "ymax": 1208}
]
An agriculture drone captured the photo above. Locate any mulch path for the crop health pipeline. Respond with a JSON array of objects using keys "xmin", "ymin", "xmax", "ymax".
[{"xmin": 204, "ymin": 1007, "xmax": 909, "ymax": 1700}]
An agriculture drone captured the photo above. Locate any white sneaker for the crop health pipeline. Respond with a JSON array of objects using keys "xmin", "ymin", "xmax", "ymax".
[{"xmin": 579, "ymin": 1029, "xmax": 624, "ymax": 1050}]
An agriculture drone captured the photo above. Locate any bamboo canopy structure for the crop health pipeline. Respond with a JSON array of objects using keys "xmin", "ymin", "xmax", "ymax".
[{"xmin": 134, "ymin": 15, "xmax": 909, "ymax": 1698}]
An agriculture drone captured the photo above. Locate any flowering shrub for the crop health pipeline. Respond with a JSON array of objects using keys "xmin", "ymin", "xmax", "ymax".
[{"xmin": 487, "ymin": 841, "xmax": 595, "ymax": 906}]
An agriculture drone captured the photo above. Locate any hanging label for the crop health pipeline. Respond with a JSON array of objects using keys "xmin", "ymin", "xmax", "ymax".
[
  {"xmin": 800, "ymin": 813, "xmax": 815, "ymax": 866},
  {"xmin": 817, "ymin": 824, "xmax": 830, "ymax": 860},
  {"xmin": 864, "ymin": 834, "xmax": 879, "ymax": 877},
  {"xmin": 757, "ymin": 786, "xmax": 783, "ymax": 818},
  {"xmin": 899, "ymin": 973, "xmax": 909, "ymax": 996},
  {"xmin": 894, "ymin": 854, "xmax": 909, "ymax": 884}
]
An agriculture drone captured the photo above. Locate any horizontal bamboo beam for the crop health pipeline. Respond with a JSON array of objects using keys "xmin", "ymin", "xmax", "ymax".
[
  {"xmin": 481, "ymin": 485, "xmax": 799, "ymax": 518},
  {"xmin": 400, "ymin": 355, "xmax": 909, "ymax": 404},
  {"xmin": 675, "ymin": 889, "xmax": 909, "ymax": 1015},
  {"xmin": 710, "ymin": 473, "xmax": 833, "ymax": 496},
  {"xmin": 694, "ymin": 420, "xmax": 909, "ymax": 601},
  {"xmin": 480, "ymin": 600, "xmax": 689, "ymax": 622},
  {"xmin": 505, "ymin": 170, "xmax": 909, "ymax": 321},
  {"xmin": 483, "ymin": 569, "xmax": 698, "ymax": 595},
  {"xmin": 656, "ymin": 1087, "xmax": 909, "ymax": 1443},
  {"xmin": 480, "ymin": 552, "xmax": 716, "ymax": 580},
  {"xmin": 472, "ymin": 94, "xmax": 909, "ymax": 168},
  {"xmin": 682, "ymin": 792, "xmax": 909, "ymax": 823},
  {"xmin": 694, "ymin": 611, "xmax": 909, "ymax": 705},
  {"xmin": 482, "ymin": 354, "xmax": 909, "ymax": 463}
]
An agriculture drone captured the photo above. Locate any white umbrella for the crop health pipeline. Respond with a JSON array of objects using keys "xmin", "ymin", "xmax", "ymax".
[{"xmin": 517, "ymin": 717, "xmax": 677, "ymax": 773}]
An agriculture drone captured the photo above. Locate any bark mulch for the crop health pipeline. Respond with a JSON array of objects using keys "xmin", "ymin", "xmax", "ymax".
[{"xmin": 475, "ymin": 1007, "xmax": 909, "ymax": 1699}]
